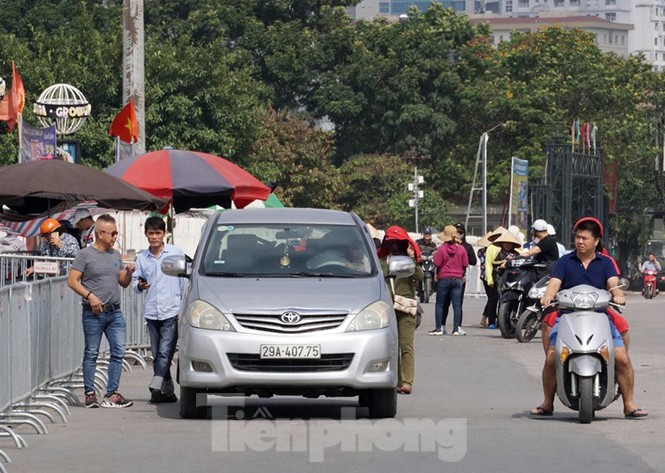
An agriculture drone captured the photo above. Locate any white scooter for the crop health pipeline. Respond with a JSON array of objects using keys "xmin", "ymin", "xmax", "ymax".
[{"xmin": 554, "ymin": 284, "xmax": 622, "ymax": 424}]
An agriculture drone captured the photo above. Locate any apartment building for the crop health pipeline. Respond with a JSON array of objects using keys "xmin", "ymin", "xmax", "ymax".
[{"xmin": 348, "ymin": 0, "xmax": 665, "ymax": 69}]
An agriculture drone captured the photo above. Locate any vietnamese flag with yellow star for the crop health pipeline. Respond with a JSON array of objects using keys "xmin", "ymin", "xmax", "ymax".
[{"xmin": 108, "ymin": 97, "xmax": 138, "ymax": 143}]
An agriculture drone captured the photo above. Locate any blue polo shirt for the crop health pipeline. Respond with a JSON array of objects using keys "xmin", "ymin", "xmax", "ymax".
[{"xmin": 551, "ymin": 251, "xmax": 618, "ymax": 289}]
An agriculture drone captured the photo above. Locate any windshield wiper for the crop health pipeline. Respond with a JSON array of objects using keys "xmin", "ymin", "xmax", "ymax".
[
  {"xmin": 206, "ymin": 272, "xmax": 245, "ymax": 277},
  {"xmin": 290, "ymin": 272, "xmax": 355, "ymax": 278}
]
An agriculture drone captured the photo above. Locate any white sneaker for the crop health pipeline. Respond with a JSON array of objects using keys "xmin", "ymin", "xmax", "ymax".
[
  {"xmin": 428, "ymin": 329, "xmax": 443, "ymax": 336},
  {"xmin": 456, "ymin": 328, "xmax": 467, "ymax": 336}
]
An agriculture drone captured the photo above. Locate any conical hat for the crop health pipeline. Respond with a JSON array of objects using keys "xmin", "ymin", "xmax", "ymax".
[
  {"xmin": 487, "ymin": 225, "xmax": 507, "ymax": 242},
  {"xmin": 476, "ymin": 231, "xmax": 493, "ymax": 248},
  {"xmin": 492, "ymin": 230, "xmax": 522, "ymax": 248},
  {"xmin": 366, "ymin": 223, "xmax": 380, "ymax": 240}
]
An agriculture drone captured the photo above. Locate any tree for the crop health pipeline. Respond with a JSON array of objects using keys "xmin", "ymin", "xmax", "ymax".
[
  {"xmin": 337, "ymin": 154, "xmax": 450, "ymax": 230},
  {"xmin": 242, "ymin": 107, "xmax": 340, "ymax": 209}
]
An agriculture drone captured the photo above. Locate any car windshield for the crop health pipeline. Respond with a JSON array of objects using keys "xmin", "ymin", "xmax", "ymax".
[{"xmin": 202, "ymin": 223, "xmax": 375, "ymax": 277}]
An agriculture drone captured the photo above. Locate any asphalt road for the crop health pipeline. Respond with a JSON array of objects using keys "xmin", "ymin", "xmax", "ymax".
[{"xmin": 5, "ymin": 293, "xmax": 664, "ymax": 473}]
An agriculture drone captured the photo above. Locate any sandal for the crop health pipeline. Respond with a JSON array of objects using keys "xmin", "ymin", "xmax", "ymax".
[
  {"xmin": 624, "ymin": 408, "xmax": 648, "ymax": 419},
  {"xmin": 480, "ymin": 321, "xmax": 489, "ymax": 327},
  {"xmin": 398, "ymin": 384, "xmax": 412, "ymax": 395},
  {"xmin": 530, "ymin": 406, "xmax": 553, "ymax": 416}
]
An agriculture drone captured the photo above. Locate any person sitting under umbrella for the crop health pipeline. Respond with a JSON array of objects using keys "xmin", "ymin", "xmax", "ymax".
[{"xmin": 26, "ymin": 218, "xmax": 80, "ymax": 277}]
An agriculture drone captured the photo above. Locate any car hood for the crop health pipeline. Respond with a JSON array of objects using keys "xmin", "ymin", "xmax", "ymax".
[{"xmin": 195, "ymin": 276, "xmax": 385, "ymax": 315}]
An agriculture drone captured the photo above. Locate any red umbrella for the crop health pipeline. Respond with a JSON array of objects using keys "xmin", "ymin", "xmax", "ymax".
[{"xmin": 105, "ymin": 149, "xmax": 271, "ymax": 213}]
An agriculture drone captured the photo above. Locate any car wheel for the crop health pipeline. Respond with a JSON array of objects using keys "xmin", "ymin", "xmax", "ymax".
[
  {"xmin": 368, "ymin": 388, "xmax": 397, "ymax": 418},
  {"xmin": 179, "ymin": 386, "xmax": 209, "ymax": 419}
]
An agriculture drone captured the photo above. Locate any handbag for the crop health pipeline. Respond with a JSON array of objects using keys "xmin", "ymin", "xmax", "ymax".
[{"xmin": 390, "ymin": 278, "xmax": 420, "ymax": 317}]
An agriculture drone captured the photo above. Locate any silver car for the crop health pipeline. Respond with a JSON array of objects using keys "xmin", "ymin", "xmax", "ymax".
[{"xmin": 162, "ymin": 208, "xmax": 400, "ymax": 419}]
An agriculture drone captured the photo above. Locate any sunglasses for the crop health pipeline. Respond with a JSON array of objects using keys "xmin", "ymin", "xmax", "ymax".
[{"xmin": 99, "ymin": 230, "xmax": 119, "ymax": 237}]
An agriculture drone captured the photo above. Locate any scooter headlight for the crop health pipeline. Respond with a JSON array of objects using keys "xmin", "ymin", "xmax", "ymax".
[{"xmin": 570, "ymin": 292, "xmax": 598, "ymax": 309}]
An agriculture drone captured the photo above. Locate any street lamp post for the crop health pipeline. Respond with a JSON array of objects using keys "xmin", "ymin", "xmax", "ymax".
[{"xmin": 408, "ymin": 167, "xmax": 424, "ymax": 233}]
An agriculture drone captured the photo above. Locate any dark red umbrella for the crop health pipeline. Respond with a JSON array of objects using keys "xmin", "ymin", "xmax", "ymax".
[
  {"xmin": 105, "ymin": 149, "xmax": 271, "ymax": 213},
  {"xmin": 0, "ymin": 159, "xmax": 167, "ymax": 214}
]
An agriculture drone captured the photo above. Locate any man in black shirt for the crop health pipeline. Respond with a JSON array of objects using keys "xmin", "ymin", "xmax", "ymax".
[{"xmin": 521, "ymin": 219, "xmax": 560, "ymax": 269}]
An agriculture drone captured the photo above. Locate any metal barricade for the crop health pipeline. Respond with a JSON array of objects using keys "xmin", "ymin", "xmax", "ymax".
[
  {"xmin": 464, "ymin": 264, "xmax": 487, "ymax": 298},
  {"xmin": 0, "ymin": 254, "xmax": 72, "ymax": 289},
  {"xmin": 0, "ymin": 272, "xmax": 152, "ymax": 468}
]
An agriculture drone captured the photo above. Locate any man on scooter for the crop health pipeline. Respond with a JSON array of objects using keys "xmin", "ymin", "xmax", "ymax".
[
  {"xmin": 641, "ymin": 253, "xmax": 661, "ymax": 294},
  {"xmin": 416, "ymin": 227, "xmax": 437, "ymax": 302},
  {"xmin": 531, "ymin": 217, "xmax": 648, "ymax": 419},
  {"xmin": 416, "ymin": 227, "xmax": 437, "ymax": 253}
]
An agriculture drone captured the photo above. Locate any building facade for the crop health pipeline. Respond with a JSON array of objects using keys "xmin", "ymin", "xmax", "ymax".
[{"xmin": 348, "ymin": 0, "xmax": 665, "ymax": 69}]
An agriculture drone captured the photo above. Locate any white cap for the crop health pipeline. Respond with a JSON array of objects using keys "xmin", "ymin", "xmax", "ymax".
[
  {"xmin": 532, "ymin": 219, "xmax": 548, "ymax": 232},
  {"xmin": 546, "ymin": 224, "xmax": 556, "ymax": 235},
  {"xmin": 507, "ymin": 225, "xmax": 525, "ymax": 244},
  {"xmin": 71, "ymin": 208, "xmax": 92, "ymax": 225}
]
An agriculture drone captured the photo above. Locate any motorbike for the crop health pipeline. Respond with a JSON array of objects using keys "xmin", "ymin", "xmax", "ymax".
[
  {"xmin": 496, "ymin": 257, "xmax": 547, "ymax": 339},
  {"xmin": 418, "ymin": 249, "xmax": 436, "ymax": 304},
  {"xmin": 554, "ymin": 284, "xmax": 622, "ymax": 424},
  {"xmin": 515, "ymin": 275, "xmax": 551, "ymax": 343},
  {"xmin": 642, "ymin": 269, "xmax": 659, "ymax": 299}
]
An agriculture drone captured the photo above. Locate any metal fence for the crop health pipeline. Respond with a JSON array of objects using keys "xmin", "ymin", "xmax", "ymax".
[{"xmin": 0, "ymin": 255, "xmax": 150, "ymax": 471}]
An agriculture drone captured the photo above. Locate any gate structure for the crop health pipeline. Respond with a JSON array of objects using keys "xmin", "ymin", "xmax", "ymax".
[{"xmin": 532, "ymin": 144, "xmax": 604, "ymax": 249}]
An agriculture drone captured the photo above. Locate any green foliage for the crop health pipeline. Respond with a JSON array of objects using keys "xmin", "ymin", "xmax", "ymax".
[
  {"xmin": 0, "ymin": 0, "xmax": 665, "ymax": 260},
  {"xmin": 337, "ymin": 154, "xmax": 450, "ymax": 230},
  {"xmin": 242, "ymin": 108, "xmax": 340, "ymax": 209}
]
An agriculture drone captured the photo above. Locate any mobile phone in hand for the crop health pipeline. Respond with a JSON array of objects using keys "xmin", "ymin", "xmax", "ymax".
[{"xmin": 138, "ymin": 276, "xmax": 148, "ymax": 284}]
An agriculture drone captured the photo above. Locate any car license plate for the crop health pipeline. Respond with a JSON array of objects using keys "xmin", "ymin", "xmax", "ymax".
[{"xmin": 260, "ymin": 344, "xmax": 321, "ymax": 359}]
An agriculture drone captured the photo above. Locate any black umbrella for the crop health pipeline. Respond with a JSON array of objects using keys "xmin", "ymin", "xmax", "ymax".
[{"xmin": 0, "ymin": 159, "xmax": 167, "ymax": 214}]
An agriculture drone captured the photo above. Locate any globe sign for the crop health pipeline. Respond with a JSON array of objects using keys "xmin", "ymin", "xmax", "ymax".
[{"xmin": 33, "ymin": 83, "xmax": 91, "ymax": 135}]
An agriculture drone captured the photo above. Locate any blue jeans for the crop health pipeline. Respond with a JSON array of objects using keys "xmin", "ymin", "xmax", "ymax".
[
  {"xmin": 435, "ymin": 278, "xmax": 463, "ymax": 332},
  {"xmin": 82, "ymin": 308, "xmax": 126, "ymax": 396},
  {"xmin": 146, "ymin": 317, "xmax": 178, "ymax": 394}
]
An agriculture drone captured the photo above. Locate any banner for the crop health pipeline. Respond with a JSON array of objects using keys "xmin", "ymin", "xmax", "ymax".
[
  {"xmin": 19, "ymin": 120, "xmax": 57, "ymax": 163},
  {"xmin": 114, "ymin": 137, "xmax": 135, "ymax": 162},
  {"xmin": 508, "ymin": 157, "xmax": 529, "ymax": 228}
]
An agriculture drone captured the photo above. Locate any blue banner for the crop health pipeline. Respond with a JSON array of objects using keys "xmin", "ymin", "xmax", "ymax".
[{"xmin": 19, "ymin": 120, "xmax": 57, "ymax": 163}]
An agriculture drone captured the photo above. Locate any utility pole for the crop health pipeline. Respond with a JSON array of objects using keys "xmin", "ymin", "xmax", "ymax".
[
  {"xmin": 123, "ymin": 0, "xmax": 145, "ymax": 155},
  {"xmin": 408, "ymin": 167, "xmax": 424, "ymax": 233}
]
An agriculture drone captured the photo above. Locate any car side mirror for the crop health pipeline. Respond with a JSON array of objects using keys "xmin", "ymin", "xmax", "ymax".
[{"xmin": 161, "ymin": 255, "xmax": 190, "ymax": 278}]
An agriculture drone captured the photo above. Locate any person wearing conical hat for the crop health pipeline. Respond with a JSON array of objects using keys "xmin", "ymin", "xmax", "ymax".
[
  {"xmin": 484, "ymin": 229, "xmax": 521, "ymax": 328},
  {"xmin": 476, "ymin": 230, "xmax": 493, "ymax": 327}
]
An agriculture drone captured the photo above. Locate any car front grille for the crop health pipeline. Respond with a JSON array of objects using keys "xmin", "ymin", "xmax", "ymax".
[
  {"xmin": 227, "ymin": 353, "xmax": 355, "ymax": 372},
  {"xmin": 233, "ymin": 312, "xmax": 348, "ymax": 333}
]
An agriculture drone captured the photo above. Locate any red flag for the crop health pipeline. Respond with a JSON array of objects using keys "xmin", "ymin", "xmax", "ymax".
[
  {"xmin": 108, "ymin": 97, "xmax": 138, "ymax": 143},
  {"xmin": 0, "ymin": 62, "xmax": 26, "ymax": 132}
]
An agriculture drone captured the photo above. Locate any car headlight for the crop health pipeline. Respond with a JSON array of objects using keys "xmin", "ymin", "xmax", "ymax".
[
  {"xmin": 186, "ymin": 299, "xmax": 236, "ymax": 331},
  {"xmin": 345, "ymin": 301, "xmax": 391, "ymax": 332}
]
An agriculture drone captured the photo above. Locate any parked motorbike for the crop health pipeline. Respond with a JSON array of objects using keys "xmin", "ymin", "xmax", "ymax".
[
  {"xmin": 642, "ymin": 269, "xmax": 659, "ymax": 299},
  {"xmin": 418, "ymin": 249, "xmax": 436, "ymax": 304},
  {"xmin": 554, "ymin": 284, "xmax": 622, "ymax": 424},
  {"xmin": 515, "ymin": 275, "xmax": 550, "ymax": 343},
  {"xmin": 497, "ymin": 257, "xmax": 547, "ymax": 339}
]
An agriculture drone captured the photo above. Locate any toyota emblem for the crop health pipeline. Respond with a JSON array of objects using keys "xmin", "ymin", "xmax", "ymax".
[{"xmin": 280, "ymin": 311, "xmax": 301, "ymax": 324}]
